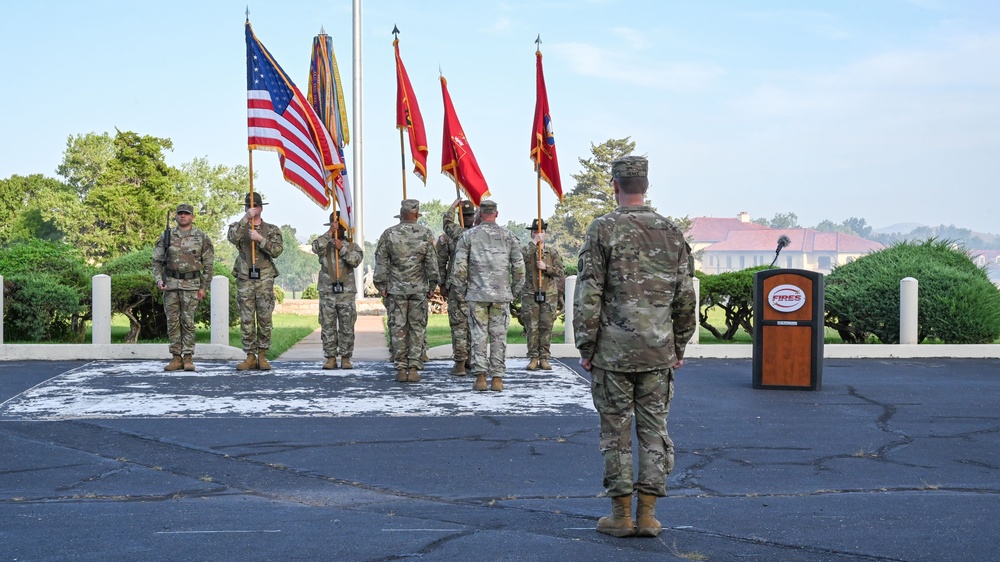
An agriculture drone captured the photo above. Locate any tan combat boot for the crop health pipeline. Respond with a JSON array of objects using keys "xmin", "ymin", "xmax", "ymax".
[
  {"xmin": 473, "ymin": 374, "xmax": 488, "ymax": 391},
  {"xmin": 526, "ymin": 357, "xmax": 539, "ymax": 371},
  {"xmin": 182, "ymin": 354, "xmax": 196, "ymax": 371},
  {"xmin": 257, "ymin": 351, "xmax": 272, "ymax": 371},
  {"xmin": 490, "ymin": 376, "xmax": 504, "ymax": 392},
  {"xmin": 236, "ymin": 353, "xmax": 257, "ymax": 371},
  {"xmin": 539, "ymin": 358, "xmax": 553, "ymax": 370},
  {"xmin": 408, "ymin": 368, "xmax": 421, "ymax": 382},
  {"xmin": 451, "ymin": 360, "xmax": 467, "ymax": 376},
  {"xmin": 396, "ymin": 369, "xmax": 408, "ymax": 382},
  {"xmin": 635, "ymin": 493, "xmax": 663, "ymax": 537},
  {"xmin": 164, "ymin": 355, "xmax": 184, "ymax": 372},
  {"xmin": 340, "ymin": 357, "xmax": 353, "ymax": 370},
  {"xmin": 597, "ymin": 495, "xmax": 636, "ymax": 537},
  {"xmin": 323, "ymin": 357, "xmax": 338, "ymax": 370}
]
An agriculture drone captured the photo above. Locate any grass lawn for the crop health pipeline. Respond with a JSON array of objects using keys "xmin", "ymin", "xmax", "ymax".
[{"xmin": 90, "ymin": 314, "xmax": 319, "ymax": 358}]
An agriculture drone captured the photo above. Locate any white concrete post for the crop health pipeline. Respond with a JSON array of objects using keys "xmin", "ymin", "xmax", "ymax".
[
  {"xmin": 564, "ymin": 275, "xmax": 577, "ymax": 346},
  {"xmin": 211, "ymin": 275, "xmax": 230, "ymax": 345},
  {"xmin": 691, "ymin": 276, "xmax": 701, "ymax": 344},
  {"xmin": 900, "ymin": 277, "xmax": 919, "ymax": 345},
  {"xmin": 0, "ymin": 274, "xmax": 4, "ymax": 344},
  {"xmin": 92, "ymin": 274, "xmax": 112, "ymax": 345}
]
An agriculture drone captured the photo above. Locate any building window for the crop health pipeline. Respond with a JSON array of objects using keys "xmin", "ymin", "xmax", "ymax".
[
  {"xmin": 786, "ymin": 256, "xmax": 792, "ymax": 268},
  {"xmin": 818, "ymin": 256, "xmax": 832, "ymax": 269},
  {"xmin": 739, "ymin": 256, "xmax": 745, "ymax": 269},
  {"xmin": 976, "ymin": 256, "xmax": 986, "ymax": 266},
  {"xmin": 726, "ymin": 255, "xmax": 732, "ymax": 269}
]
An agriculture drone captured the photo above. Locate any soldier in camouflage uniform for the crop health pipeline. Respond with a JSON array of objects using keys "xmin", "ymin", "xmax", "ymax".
[
  {"xmin": 451, "ymin": 200, "xmax": 525, "ymax": 392},
  {"xmin": 227, "ymin": 192, "xmax": 284, "ymax": 371},
  {"xmin": 152, "ymin": 203, "xmax": 214, "ymax": 372},
  {"xmin": 521, "ymin": 218, "xmax": 565, "ymax": 371},
  {"xmin": 374, "ymin": 199, "xmax": 439, "ymax": 383},
  {"xmin": 439, "ymin": 198, "xmax": 477, "ymax": 375},
  {"xmin": 574, "ymin": 156, "xmax": 697, "ymax": 538},
  {"xmin": 312, "ymin": 210, "xmax": 363, "ymax": 370}
]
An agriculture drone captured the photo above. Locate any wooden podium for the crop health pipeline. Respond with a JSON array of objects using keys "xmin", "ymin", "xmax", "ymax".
[{"xmin": 752, "ymin": 269, "xmax": 823, "ymax": 390}]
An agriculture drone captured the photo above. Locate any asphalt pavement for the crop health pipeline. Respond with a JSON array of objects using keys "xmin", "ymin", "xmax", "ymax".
[{"xmin": 1, "ymin": 356, "xmax": 998, "ymax": 561}]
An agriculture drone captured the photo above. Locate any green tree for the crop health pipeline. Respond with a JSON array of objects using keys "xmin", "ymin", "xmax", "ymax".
[
  {"xmin": 415, "ymin": 198, "xmax": 449, "ymax": 239},
  {"xmin": 753, "ymin": 212, "xmax": 800, "ymax": 229},
  {"xmin": 176, "ymin": 157, "xmax": 249, "ymax": 241},
  {"xmin": 0, "ymin": 174, "xmax": 72, "ymax": 244},
  {"xmin": 274, "ymin": 224, "xmax": 318, "ymax": 296},
  {"xmin": 48, "ymin": 130, "xmax": 181, "ymax": 262},
  {"xmin": 56, "ymin": 132, "xmax": 115, "ymax": 198},
  {"xmin": 546, "ymin": 137, "xmax": 639, "ymax": 259}
]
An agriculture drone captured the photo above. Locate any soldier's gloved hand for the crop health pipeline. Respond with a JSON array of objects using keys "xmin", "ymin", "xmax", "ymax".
[
  {"xmin": 537, "ymin": 260, "xmax": 547, "ymax": 271},
  {"xmin": 249, "ymin": 229, "xmax": 264, "ymax": 242}
]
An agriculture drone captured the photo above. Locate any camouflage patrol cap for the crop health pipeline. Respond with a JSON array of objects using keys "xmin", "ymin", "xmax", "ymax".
[
  {"xmin": 479, "ymin": 200, "xmax": 498, "ymax": 214},
  {"xmin": 460, "ymin": 200, "xmax": 476, "ymax": 216},
  {"xmin": 394, "ymin": 198, "xmax": 420, "ymax": 218},
  {"xmin": 175, "ymin": 203, "xmax": 194, "ymax": 214},
  {"xmin": 611, "ymin": 156, "xmax": 648, "ymax": 179},
  {"xmin": 244, "ymin": 192, "xmax": 268, "ymax": 207}
]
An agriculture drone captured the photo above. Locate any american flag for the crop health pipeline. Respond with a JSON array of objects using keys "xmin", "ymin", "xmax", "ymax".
[{"xmin": 246, "ymin": 22, "xmax": 342, "ymax": 208}]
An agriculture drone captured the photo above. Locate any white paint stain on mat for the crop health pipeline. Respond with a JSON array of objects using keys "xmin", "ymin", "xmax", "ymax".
[{"xmin": 0, "ymin": 359, "xmax": 595, "ymax": 420}]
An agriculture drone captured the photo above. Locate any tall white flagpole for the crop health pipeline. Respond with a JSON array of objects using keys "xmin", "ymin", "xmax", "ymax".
[{"xmin": 352, "ymin": 0, "xmax": 365, "ymax": 295}]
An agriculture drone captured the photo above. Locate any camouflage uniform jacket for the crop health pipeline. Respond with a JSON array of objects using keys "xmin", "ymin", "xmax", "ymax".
[
  {"xmin": 227, "ymin": 218, "xmax": 284, "ymax": 280},
  {"xmin": 373, "ymin": 220, "xmax": 439, "ymax": 296},
  {"xmin": 311, "ymin": 235, "xmax": 364, "ymax": 294},
  {"xmin": 437, "ymin": 210, "xmax": 471, "ymax": 290},
  {"xmin": 151, "ymin": 226, "xmax": 215, "ymax": 291},
  {"xmin": 522, "ymin": 241, "xmax": 565, "ymax": 300},
  {"xmin": 451, "ymin": 222, "xmax": 526, "ymax": 303},
  {"xmin": 574, "ymin": 205, "xmax": 697, "ymax": 372}
]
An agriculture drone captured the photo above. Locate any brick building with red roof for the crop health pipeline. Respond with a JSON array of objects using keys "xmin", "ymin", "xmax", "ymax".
[{"xmin": 688, "ymin": 212, "xmax": 885, "ymax": 274}]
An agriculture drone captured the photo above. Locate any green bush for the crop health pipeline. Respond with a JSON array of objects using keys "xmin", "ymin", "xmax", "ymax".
[
  {"xmin": 3, "ymin": 273, "xmax": 84, "ymax": 341},
  {"xmin": 302, "ymin": 283, "xmax": 319, "ymax": 300},
  {"xmin": 697, "ymin": 266, "xmax": 770, "ymax": 341},
  {"xmin": 825, "ymin": 239, "xmax": 1000, "ymax": 344},
  {"xmin": 0, "ymin": 239, "xmax": 93, "ymax": 340},
  {"xmin": 274, "ymin": 284, "xmax": 285, "ymax": 304}
]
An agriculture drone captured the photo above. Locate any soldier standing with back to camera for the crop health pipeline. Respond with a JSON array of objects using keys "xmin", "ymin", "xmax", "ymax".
[
  {"xmin": 152, "ymin": 203, "xmax": 214, "ymax": 372},
  {"xmin": 374, "ymin": 199, "xmax": 439, "ymax": 383},
  {"xmin": 312, "ymin": 210, "xmax": 363, "ymax": 370},
  {"xmin": 451, "ymin": 199, "xmax": 525, "ymax": 392},
  {"xmin": 228, "ymin": 192, "xmax": 284, "ymax": 371},
  {"xmin": 521, "ymin": 218, "xmax": 564, "ymax": 372},
  {"xmin": 438, "ymin": 198, "xmax": 477, "ymax": 375},
  {"xmin": 574, "ymin": 156, "xmax": 696, "ymax": 538}
]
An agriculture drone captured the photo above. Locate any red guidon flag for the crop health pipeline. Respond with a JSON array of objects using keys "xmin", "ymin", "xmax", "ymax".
[
  {"xmin": 440, "ymin": 76, "xmax": 490, "ymax": 205},
  {"xmin": 394, "ymin": 39, "xmax": 428, "ymax": 183},
  {"xmin": 246, "ymin": 21, "xmax": 341, "ymax": 208},
  {"xmin": 530, "ymin": 49, "xmax": 562, "ymax": 200}
]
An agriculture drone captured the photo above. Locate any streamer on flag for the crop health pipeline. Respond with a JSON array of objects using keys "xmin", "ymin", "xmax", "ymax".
[
  {"xmin": 309, "ymin": 30, "xmax": 354, "ymax": 231},
  {"xmin": 394, "ymin": 39, "xmax": 428, "ymax": 183},
  {"xmin": 440, "ymin": 76, "xmax": 490, "ymax": 205},
  {"xmin": 530, "ymin": 49, "xmax": 562, "ymax": 201},
  {"xmin": 246, "ymin": 21, "xmax": 342, "ymax": 208}
]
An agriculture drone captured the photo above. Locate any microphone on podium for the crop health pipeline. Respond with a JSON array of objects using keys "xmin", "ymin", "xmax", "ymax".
[{"xmin": 769, "ymin": 235, "xmax": 792, "ymax": 267}]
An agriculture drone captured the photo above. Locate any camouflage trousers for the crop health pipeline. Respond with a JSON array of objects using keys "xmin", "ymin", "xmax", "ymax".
[
  {"xmin": 319, "ymin": 291, "xmax": 357, "ymax": 358},
  {"xmin": 591, "ymin": 366, "xmax": 675, "ymax": 497},
  {"xmin": 448, "ymin": 293, "xmax": 471, "ymax": 362},
  {"xmin": 520, "ymin": 295, "xmax": 556, "ymax": 359},
  {"xmin": 387, "ymin": 293, "xmax": 428, "ymax": 370},
  {"xmin": 164, "ymin": 289, "xmax": 200, "ymax": 356},
  {"xmin": 236, "ymin": 278, "xmax": 275, "ymax": 354},
  {"xmin": 468, "ymin": 301, "xmax": 510, "ymax": 377}
]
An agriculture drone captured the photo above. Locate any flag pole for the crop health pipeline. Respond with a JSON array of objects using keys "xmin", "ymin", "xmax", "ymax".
[
  {"xmin": 399, "ymin": 129, "xmax": 408, "ymax": 200},
  {"xmin": 534, "ymin": 36, "xmax": 544, "ymax": 295},
  {"xmin": 248, "ymin": 149, "xmax": 258, "ymax": 272}
]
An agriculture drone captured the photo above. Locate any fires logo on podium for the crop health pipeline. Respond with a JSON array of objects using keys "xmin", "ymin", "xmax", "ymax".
[{"xmin": 767, "ymin": 284, "xmax": 806, "ymax": 312}]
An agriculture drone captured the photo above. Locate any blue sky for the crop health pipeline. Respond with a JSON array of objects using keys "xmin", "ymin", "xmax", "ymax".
[{"xmin": 2, "ymin": 0, "xmax": 998, "ymax": 242}]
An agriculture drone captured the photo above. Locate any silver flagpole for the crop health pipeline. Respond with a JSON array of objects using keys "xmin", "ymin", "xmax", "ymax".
[{"xmin": 352, "ymin": 0, "xmax": 365, "ymax": 295}]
